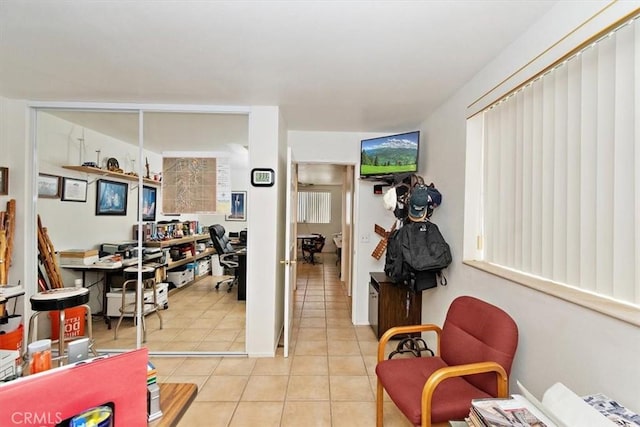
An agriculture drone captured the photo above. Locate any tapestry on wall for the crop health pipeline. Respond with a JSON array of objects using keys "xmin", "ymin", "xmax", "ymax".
[{"xmin": 162, "ymin": 153, "xmax": 231, "ymax": 214}]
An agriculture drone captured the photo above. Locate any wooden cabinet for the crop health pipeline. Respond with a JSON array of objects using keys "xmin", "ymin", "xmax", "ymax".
[{"xmin": 369, "ymin": 272, "xmax": 421, "ymax": 339}]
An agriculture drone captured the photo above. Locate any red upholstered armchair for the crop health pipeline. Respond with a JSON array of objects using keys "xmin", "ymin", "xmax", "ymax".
[{"xmin": 375, "ymin": 296, "xmax": 518, "ymax": 427}]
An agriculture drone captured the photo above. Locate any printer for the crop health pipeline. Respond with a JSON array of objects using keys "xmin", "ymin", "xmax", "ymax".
[
  {"xmin": 143, "ymin": 247, "xmax": 164, "ymax": 262},
  {"xmin": 100, "ymin": 241, "xmax": 136, "ymax": 258}
]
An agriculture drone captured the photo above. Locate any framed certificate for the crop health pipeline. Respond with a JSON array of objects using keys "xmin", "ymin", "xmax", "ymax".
[{"xmin": 61, "ymin": 177, "xmax": 88, "ymax": 202}]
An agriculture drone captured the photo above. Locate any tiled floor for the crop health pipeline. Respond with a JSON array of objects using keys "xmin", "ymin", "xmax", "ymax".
[
  {"xmin": 92, "ymin": 275, "xmax": 245, "ymax": 353},
  {"xmin": 95, "ymin": 253, "xmax": 412, "ymax": 426}
]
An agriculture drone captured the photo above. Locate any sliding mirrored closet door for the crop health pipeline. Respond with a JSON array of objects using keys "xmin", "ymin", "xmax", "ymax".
[{"xmin": 34, "ymin": 107, "xmax": 248, "ymax": 355}]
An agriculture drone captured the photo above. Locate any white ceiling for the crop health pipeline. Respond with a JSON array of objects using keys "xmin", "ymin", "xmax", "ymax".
[
  {"xmin": 0, "ymin": 0, "xmax": 557, "ymax": 133},
  {"xmin": 3, "ymin": 1, "xmax": 558, "ymax": 185}
]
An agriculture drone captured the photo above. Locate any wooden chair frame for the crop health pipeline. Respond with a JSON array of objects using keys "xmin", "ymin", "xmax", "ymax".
[{"xmin": 376, "ymin": 324, "xmax": 509, "ymax": 427}]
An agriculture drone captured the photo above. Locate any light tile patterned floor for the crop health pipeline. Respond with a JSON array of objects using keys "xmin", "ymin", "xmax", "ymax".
[
  {"xmin": 91, "ymin": 274, "xmax": 245, "ymax": 353},
  {"xmin": 95, "ymin": 253, "xmax": 413, "ymax": 426}
]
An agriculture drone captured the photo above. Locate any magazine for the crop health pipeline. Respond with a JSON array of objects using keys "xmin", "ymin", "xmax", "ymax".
[
  {"xmin": 471, "ymin": 397, "xmax": 551, "ymax": 426},
  {"xmin": 583, "ymin": 393, "xmax": 640, "ymax": 426}
]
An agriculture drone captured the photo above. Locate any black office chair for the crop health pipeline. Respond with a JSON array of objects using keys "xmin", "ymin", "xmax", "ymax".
[
  {"xmin": 301, "ymin": 233, "xmax": 325, "ymax": 265},
  {"xmin": 209, "ymin": 224, "xmax": 240, "ymax": 292}
]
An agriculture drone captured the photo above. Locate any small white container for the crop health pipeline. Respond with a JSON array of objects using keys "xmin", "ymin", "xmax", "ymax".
[{"xmin": 28, "ymin": 339, "xmax": 52, "ymax": 374}]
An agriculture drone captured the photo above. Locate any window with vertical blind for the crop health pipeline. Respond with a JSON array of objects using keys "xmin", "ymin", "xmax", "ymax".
[
  {"xmin": 298, "ymin": 191, "xmax": 331, "ymax": 224},
  {"xmin": 466, "ymin": 12, "xmax": 640, "ymax": 322}
]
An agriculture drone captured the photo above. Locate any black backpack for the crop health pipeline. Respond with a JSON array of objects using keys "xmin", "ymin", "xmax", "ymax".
[
  {"xmin": 383, "ymin": 228, "xmax": 408, "ymax": 283},
  {"xmin": 384, "ymin": 220, "xmax": 451, "ymax": 292},
  {"xmin": 401, "ymin": 221, "xmax": 452, "ymax": 272}
]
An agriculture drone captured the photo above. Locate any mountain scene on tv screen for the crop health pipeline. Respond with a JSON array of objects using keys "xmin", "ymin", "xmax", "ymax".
[{"xmin": 361, "ymin": 134, "xmax": 418, "ymax": 175}]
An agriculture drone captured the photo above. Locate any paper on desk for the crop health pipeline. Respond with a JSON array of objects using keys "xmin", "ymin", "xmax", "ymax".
[
  {"xmin": 517, "ymin": 381, "xmax": 617, "ymax": 427},
  {"xmin": 482, "ymin": 395, "xmax": 558, "ymax": 426}
]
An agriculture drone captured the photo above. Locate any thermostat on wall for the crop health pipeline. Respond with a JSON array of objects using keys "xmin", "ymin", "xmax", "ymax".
[{"xmin": 251, "ymin": 168, "xmax": 275, "ymax": 187}]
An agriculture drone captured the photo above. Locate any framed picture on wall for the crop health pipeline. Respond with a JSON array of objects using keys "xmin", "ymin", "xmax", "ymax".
[
  {"xmin": 0, "ymin": 167, "xmax": 8, "ymax": 196},
  {"xmin": 38, "ymin": 173, "xmax": 61, "ymax": 198},
  {"xmin": 141, "ymin": 185, "xmax": 157, "ymax": 222},
  {"xmin": 226, "ymin": 191, "xmax": 246, "ymax": 221},
  {"xmin": 96, "ymin": 179, "xmax": 128, "ymax": 215},
  {"xmin": 61, "ymin": 177, "xmax": 88, "ymax": 202}
]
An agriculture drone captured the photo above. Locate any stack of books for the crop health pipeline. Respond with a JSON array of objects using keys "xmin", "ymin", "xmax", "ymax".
[
  {"xmin": 59, "ymin": 249, "xmax": 99, "ymax": 266},
  {"xmin": 467, "ymin": 397, "xmax": 550, "ymax": 427},
  {"xmin": 466, "ymin": 396, "xmax": 551, "ymax": 426},
  {"xmin": 147, "ymin": 361, "xmax": 162, "ymax": 422},
  {"xmin": 147, "ymin": 361, "xmax": 157, "ymax": 386}
]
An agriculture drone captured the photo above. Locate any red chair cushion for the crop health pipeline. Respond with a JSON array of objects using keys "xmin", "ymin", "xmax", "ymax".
[
  {"xmin": 376, "ymin": 356, "xmax": 493, "ymax": 425},
  {"xmin": 441, "ymin": 296, "xmax": 518, "ymax": 395}
]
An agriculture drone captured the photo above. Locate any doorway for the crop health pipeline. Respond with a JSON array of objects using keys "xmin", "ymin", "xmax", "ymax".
[{"xmin": 296, "ymin": 163, "xmax": 354, "ymax": 299}]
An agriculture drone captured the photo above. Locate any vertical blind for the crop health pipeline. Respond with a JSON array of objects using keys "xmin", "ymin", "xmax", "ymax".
[
  {"xmin": 482, "ymin": 14, "xmax": 640, "ymax": 305},
  {"xmin": 298, "ymin": 191, "xmax": 331, "ymax": 224}
]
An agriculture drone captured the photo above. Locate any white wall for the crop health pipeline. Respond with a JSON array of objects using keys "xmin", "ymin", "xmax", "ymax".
[
  {"xmin": 419, "ymin": 0, "xmax": 640, "ymax": 411},
  {"xmin": 0, "ymin": 98, "xmax": 29, "ymax": 292},
  {"xmin": 37, "ymin": 112, "xmax": 163, "ymax": 250},
  {"xmin": 245, "ymin": 106, "xmax": 284, "ymax": 357},
  {"xmin": 37, "ymin": 112, "xmax": 251, "ymax": 248}
]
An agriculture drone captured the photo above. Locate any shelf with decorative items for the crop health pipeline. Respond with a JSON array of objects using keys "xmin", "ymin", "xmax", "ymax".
[{"xmin": 62, "ymin": 165, "xmax": 160, "ymax": 186}]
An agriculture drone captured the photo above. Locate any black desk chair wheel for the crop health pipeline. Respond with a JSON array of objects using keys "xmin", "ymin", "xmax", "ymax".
[{"xmin": 209, "ymin": 224, "xmax": 240, "ymax": 292}]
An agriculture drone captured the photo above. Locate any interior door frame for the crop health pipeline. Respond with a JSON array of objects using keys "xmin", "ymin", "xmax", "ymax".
[{"xmin": 282, "ymin": 148, "xmax": 297, "ymax": 357}]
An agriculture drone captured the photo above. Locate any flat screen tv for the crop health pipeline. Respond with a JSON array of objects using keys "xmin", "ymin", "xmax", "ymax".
[{"xmin": 360, "ymin": 131, "xmax": 420, "ymax": 178}]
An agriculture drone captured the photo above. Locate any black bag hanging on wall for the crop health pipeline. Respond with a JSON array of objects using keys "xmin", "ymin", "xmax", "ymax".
[
  {"xmin": 402, "ymin": 221, "xmax": 452, "ymax": 272},
  {"xmin": 384, "ymin": 228, "xmax": 408, "ymax": 283},
  {"xmin": 384, "ymin": 220, "xmax": 452, "ymax": 292}
]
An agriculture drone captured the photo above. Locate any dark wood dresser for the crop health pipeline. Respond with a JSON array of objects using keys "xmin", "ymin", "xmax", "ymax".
[{"xmin": 368, "ymin": 272, "xmax": 422, "ymax": 339}]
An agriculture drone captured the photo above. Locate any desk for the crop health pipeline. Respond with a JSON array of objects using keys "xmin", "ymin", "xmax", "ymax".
[
  {"xmin": 297, "ymin": 234, "xmax": 317, "ymax": 240},
  {"xmin": 0, "ymin": 285, "xmax": 25, "ymax": 318},
  {"xmin": 297, "ymin": 234, "xmax": 325, "ymax": 264},
  {"xmin": 60, "ymin": 258, "xmax": 139, "ymax": 328},
  {"xmin": 333, "ymin": 236, "xmax": 342, "ymax": 273},
  {"xmin": 149, "ymin": 383, "xmax": 198, "ymax": 427},
  {"xmin": 236, "ymin": 248, "xmax": 247, "ymax": 301},
  {"xmin": 297, "ymin": 235, "xmax": 317, "ymax": 256}
]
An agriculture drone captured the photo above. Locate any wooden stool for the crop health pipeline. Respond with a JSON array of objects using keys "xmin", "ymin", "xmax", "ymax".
[
  {"xmin": 28, "ymin": 287, "xmax": 96, "ymax": 365},
  {"xmin": 114, "ymin": 266, "xmax": 163, "ymax": 342}
]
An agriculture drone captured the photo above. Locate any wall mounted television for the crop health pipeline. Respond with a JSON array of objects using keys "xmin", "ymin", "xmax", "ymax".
[{"xmin": 360, "ymin": 130, "xmax": 420, "ymax": 178}]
